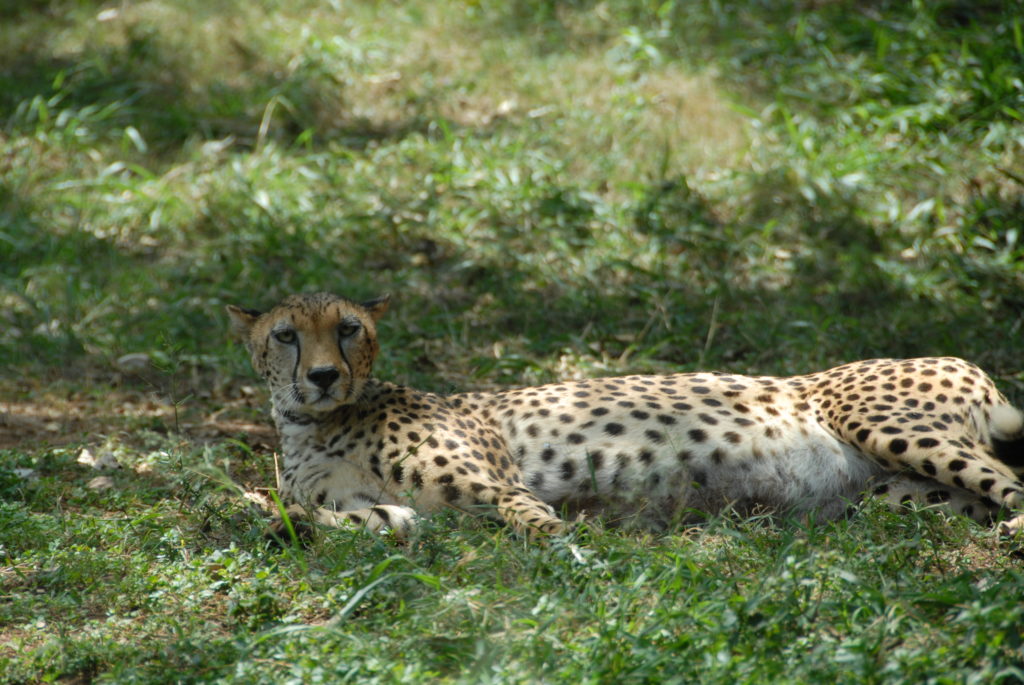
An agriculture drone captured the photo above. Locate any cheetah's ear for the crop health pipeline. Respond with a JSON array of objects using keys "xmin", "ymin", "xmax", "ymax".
[
  {"xmin": 226, "ymin": 305, "xmax": 262, "ymax": 340},
  {"xmin": 361, "ymin": 294, "xmax": 390, "ymax": 322}
]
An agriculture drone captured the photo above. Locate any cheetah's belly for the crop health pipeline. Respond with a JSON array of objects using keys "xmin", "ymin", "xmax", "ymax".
[
  {"xmin": 688, "ymin": 430, "xmax": 886, "ymax": 518},
  {"xmin": 509, "ymin": 417, "xmax": 886, "ymax": 522}
]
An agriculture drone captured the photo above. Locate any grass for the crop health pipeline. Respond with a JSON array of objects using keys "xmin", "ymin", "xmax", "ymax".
[{"xmin": 2, "ymin": 0, "xmax": 1024, "ymax": 681}]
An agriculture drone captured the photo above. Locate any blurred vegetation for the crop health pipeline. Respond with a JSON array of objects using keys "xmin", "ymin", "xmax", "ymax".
[
  {"xmin": 2, "ymin": 1, "xmax": 1024, "ymax": 681},
  {"xmin": 2, "ymin": 0, "xmax": 1021, "ymax": 391}
]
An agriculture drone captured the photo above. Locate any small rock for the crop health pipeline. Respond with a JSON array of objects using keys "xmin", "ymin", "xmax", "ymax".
[
  {"xmin": 78, "ymin": 447, "xmax": 122, "ymax": 470},
  {"xmin": 87, "ymin": 475, "xmax": 115, "ymax": 491}
]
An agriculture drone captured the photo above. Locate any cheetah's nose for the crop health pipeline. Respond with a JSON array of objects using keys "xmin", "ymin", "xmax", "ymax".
[{"xmin": 307, "ymin": 366, "xmax": 340, "ymax": 390}]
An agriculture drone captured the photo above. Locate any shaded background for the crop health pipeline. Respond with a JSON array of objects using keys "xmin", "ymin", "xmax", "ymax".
[{"xmin": 2, "ymin": 0, "xmax": 1023, "ymax": 417}]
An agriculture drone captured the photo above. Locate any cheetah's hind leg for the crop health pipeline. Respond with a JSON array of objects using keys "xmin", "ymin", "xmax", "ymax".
[
  {"xmin": 868, "ymin": 474, "xmax": 1000, "ymax": 524},
  {"xmin": 991, "ymin": 405, "xmax": 1024, "ymax": 535},
  {"xmin": 992, "ymin": 404, "xmax": 1024, "ymax": 478},
  {"xmin": 844, "ymin": 402, "xmax": 1024, "ymax": 537}
]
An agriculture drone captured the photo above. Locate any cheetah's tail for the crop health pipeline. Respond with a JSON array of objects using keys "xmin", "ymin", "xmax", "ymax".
[{"xmin": 990, "ymin": 404, "xmax": 1024, "ymax": 472}]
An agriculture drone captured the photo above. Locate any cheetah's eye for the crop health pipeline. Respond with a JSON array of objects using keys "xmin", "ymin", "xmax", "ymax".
[
  {"xmin": 338, "ymin": 322, "xmax": 361, "ymax": 338},
  {"xmin": 273, "ymin": 329, "xmax": 297, "ymax": 344}
]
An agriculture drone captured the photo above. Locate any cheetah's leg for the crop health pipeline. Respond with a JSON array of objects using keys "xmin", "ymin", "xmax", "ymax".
[
  {"xmin": 869, "ymin": 474, "xmax": 1000, "ymax": 523},
  {"xmin": 992, "ymin": 405, "xmax": 1024, "ymax": 479},
  {"xmin": 274, "ymin": 503, "xmax": 418, "ymax": 538},
  {"xmin": 850, "ymin": 420, "xmax": 1024, "ymax": 535},
  {"xmin": 988, "ymin": 405, "xmax": 1024, "ymax": 535},
  {"xmin": 492, "ymin": 486, "xmax": 567, "ymax": 537}
]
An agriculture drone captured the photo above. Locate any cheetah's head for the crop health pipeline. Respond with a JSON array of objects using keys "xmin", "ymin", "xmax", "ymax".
[{"xmin": 227, "ymin": 292, "xmax": 389, "ymax": 415}]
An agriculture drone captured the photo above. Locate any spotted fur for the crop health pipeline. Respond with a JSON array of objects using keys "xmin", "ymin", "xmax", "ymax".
[{"xmin": 228, "ymin": 292, "xmax": 1024, "ymax": 538}]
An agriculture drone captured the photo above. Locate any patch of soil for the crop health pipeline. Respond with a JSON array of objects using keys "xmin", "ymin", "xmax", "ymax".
[{"xmin": 0, "ymin": 378, "xmax": 276, "ymax": 452}]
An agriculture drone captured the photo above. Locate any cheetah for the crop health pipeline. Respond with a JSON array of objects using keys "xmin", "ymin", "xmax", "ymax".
[{"xmin": 227, "ymin": 292, "xmax": 1024, "ymax": 539}]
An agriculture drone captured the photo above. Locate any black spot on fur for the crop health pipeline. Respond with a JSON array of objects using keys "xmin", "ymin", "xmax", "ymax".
[
  {"xmin": 604, "ymin": 423, "xmax": 625, "ymax": 436},
  {"xmin": 443, "ymin": 485, "xmax": 461, "ymax": 502},
  {"xmin": 645, "ymin": 430, "xmax": 665, "ymax": 444}
]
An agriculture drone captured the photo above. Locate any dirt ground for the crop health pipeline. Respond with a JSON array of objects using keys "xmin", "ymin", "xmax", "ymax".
[{"xmin": 0, "ymin": 375, "xmax": 277, "ymax": 453}]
